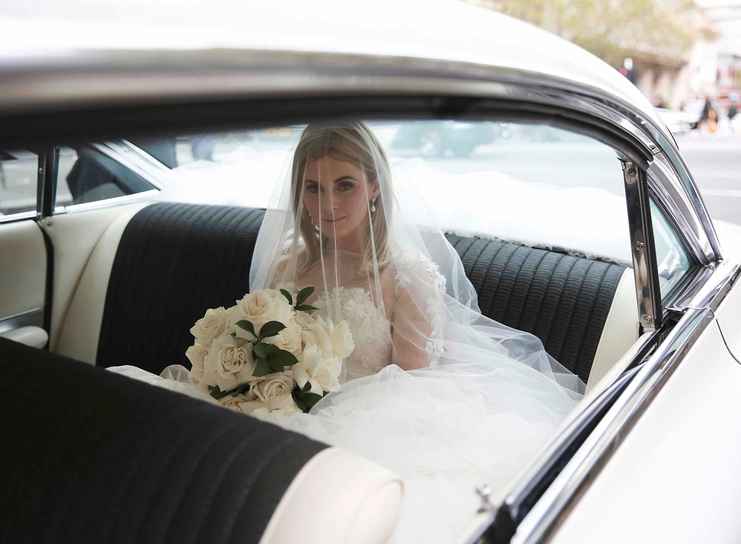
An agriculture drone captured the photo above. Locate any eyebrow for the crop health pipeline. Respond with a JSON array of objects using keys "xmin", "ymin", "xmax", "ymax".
[{"xmin": 304, "ymin": 175, "xmax": 358, "ymax": 184}]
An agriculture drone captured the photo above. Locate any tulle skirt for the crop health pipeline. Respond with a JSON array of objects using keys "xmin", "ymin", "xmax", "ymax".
[{"xmin": 109, "ymin": 360, "xmax": 580, "ymax": 543}]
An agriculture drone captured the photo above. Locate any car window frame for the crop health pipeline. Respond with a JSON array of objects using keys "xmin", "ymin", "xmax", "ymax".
[
  {"xmin": 0, "ymin": 146, "xmax": 48, "ymax": 223},
  {"xmin": 49, "ymin": 141, "xmax": 165, "ymax": 217},
  {"xmin": 647, "ymin": 191, "xmax": 700, "ymax": 307}
]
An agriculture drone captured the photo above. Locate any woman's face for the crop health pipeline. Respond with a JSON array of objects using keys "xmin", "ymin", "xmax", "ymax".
[{"xmin": 302, "ymin": 155, "xmax": 378, "ymax": 246}]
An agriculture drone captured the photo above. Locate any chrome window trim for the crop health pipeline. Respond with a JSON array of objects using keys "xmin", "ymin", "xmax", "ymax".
[
  {"xmin": 93, "ymin": 141, "xmax": 169, "ymax": 189},
  {"xmin": 511, "ymin": 260, "xmax": 740, "ymax": 543},
  {"xmin": 622, "ymin": 161, "xmax": 663, "ymax": 332},
  {"xmin": 0, "ymin": 210, "xmax": 38, "ymax": 224},
  {"xmin": 53, "ymin": 189, "xmax": 158, "ymax": 215},
  {"xmin": 0, "ymin": 308, "xmax": 43, "ymax": 335},
  {"xmin": 647, "ymin": 154, "xmax": 716, "ymax": 265}
]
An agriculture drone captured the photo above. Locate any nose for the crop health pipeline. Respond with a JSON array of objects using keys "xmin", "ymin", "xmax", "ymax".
[{"xmin": 320, "ymin": 191, "xmax": 339, "ymax": 215}]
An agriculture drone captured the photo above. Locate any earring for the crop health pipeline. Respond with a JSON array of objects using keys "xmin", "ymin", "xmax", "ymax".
[{"xmin": 370, "ymin": 199, "xmax": 377, "ymax": 214}]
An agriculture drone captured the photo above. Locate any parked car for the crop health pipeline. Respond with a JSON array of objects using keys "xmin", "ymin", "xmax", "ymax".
[
  {"xmin": 1, "ymin": 2, "xmax": 741, "ymax": 543},
  {"xmin": 656, "ymin": 107, "xmax": 700, "ymax": 136}
]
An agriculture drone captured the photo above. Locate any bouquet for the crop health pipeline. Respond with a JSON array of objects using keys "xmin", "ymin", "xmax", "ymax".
[{"xmin": 185, "ymin": 286, "xmax": 354, "ymax": 416}]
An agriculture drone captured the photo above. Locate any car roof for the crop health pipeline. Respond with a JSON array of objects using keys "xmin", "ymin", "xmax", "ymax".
[{"xmin": 0, "ymin": 1, "xmax": 666, "ymax": 135}]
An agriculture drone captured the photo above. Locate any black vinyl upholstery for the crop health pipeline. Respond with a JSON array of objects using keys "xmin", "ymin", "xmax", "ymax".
[
  {"xmin": 447, "ymin": 235, "xmax": 627, "ymax": 381},
  {"xmin": 98, "ymin": 203, "xmax": 626, "ymax": 381},
  {"xmin": 97, "ymin": 203, "xmax": 265, "ymax": 373},
  {"xmin": 0, "ymin": 336, "xmax": 326, "ymax": 544}
]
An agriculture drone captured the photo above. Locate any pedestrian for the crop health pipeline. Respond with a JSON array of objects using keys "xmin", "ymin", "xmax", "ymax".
[{"xmin": 728, "ymin": 102, "xmax": 738, "ymax": 134}]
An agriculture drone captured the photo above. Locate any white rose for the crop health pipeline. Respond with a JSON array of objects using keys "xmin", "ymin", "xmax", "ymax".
[
  {"xmin": 292, "ymin": 345, "xmax": 342, "ymax": 396},
  {"xmin": 190, "ymin": 307, "xmax": 229, "ymax": 345},
  {"xmin": 302, "ymin": 316, "xmax": 355, "ymax": 360},
  {"xmin": 220, "ymin": 379, "xmax": 301, "ymax": 416},
  {"xmin": 301, "ymin": 315, "xmax": 332, "ymax": 354},
  {"xmin": 204, "ymin": 334, "xmax": 255, "ymax": 391},
  {"xmin": 236, "ymin": 289, "xmax": 293, "ymax": 332},
  {"xmin": 294, "ymin": 309, "xmax": 316, "ymax": 329},
  {"xmin": 185, "ymin": 343, "xmax": 208, "ymax": 384},
  {"xmin": 253, "ymin": 371, "xmax": 294, "ymax": 403},
  {"xmin": 328, "ymin": 320, "xmax": 355, "ymax": 360},
  {"xmin": 264, "ymin": 320, "xmax": 303, "ymax": 357},
  {"xmin": 267, "ymin": 392, "xmax": 301, "ymax": 415}
]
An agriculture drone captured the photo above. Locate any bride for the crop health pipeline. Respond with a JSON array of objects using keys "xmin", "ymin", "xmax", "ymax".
[{"xmin": 112, "ymin": 121, "xmax": 584, "ymax": 543}]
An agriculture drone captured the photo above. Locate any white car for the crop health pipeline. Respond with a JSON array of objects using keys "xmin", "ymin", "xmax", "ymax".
[{"xmin": 1, "ymin": 2, "xmax": 740, "ymax": 543}]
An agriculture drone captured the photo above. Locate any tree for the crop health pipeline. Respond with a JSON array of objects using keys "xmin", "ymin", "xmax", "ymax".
[{"xmin": 469, "ymin": 0, "xmax": 703, "ymax": 67}]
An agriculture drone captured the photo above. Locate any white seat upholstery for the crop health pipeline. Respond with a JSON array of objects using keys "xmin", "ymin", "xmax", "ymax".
[
  {"xmin": 586, "ymin": 269, "xmax": 640, "ymax": 391},
  {"xmin": 52, "ymin": 203, "xmax": 149, "ymax": 363},
  {"xmin": 260, "ymin": 447, "xmax": 403, "ymax": 544}
]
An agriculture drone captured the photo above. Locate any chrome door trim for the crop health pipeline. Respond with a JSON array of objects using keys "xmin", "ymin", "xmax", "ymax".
[
  {"xmin": 511, "ymin": 261, "xmax": 740, "ymax": 543},
  {"xmin": 622, "ymin": 160, "xmax": 663, "ymax": 332},
  {"xmin": 0, "ymin": 308, "xmax": 43, "ymax": 335}
]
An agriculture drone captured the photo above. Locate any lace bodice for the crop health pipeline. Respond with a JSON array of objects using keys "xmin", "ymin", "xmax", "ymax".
[{"xmin": 315, "ymin": 287, "xmax": 393, "ymax": 382}]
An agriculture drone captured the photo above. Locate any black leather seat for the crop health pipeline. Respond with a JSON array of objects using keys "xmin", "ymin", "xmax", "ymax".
[
  {"xmin": 448, "ymin": 235, "xmax": 626, "ymax": 382},
  {"xmin": 0, "ymin": 336, "xmax": 326, "ymax": 544},
  {"xmin": 97, "ymin": 203, "xmax": 626, "ymax": 382}
]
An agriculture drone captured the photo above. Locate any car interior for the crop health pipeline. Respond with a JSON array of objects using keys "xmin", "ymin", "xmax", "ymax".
[{"xmin": 0, "ymin": 122, "xmax": 643, "ymax": 543}]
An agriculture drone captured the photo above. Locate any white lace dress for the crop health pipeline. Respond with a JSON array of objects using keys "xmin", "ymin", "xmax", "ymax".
[
  {"xmin": 109, "ymin": 277, "xmax": 581, "ymax": 543},
  {"xmin": 255, "ymin": 285, "xmax": 578, "ymax": 543}
]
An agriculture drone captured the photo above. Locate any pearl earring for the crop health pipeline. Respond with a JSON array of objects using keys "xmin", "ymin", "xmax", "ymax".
[{"xmin": 370, "ymin": 199, "xmax": 377, "ymax": 214}]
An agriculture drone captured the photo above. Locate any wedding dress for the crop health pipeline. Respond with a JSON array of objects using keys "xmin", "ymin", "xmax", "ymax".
[
  {"xmin": 111, "ymin": 274, "xmax": 578, "ymax": 543},
  {"xmin": 109, "ymin": 121, "xmax": 584, "ymax": 543}
]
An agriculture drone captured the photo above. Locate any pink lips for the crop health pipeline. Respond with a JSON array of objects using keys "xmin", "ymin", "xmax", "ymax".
[{"xmin": 322, "ymin": 216, "xmax": 346, "ymax": 224}]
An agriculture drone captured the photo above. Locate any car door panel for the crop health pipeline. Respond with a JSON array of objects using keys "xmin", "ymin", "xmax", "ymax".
[
  {"xmin": 551, "ymin": 315, "xmax": 741, "ymax": 543},
  {"xmin": 41, "ymin": 202, "xmax": 150, "ymax": 352},
  {"xmin": 713, "ymin": 271, "xmax": 741, "ymax": 362},
  {"xmin": 0, "ymin": 220, "xmax": 47, "ymax": 334}
]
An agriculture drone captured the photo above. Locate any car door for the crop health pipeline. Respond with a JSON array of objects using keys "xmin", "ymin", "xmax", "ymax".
[{"xmin": 0, "ymin": 147, "xmax": 50, "ymax": 348}]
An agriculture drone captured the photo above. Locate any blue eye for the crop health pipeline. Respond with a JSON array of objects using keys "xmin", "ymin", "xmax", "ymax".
[
  {"xmin": 337, "ymin": 180, "xmax": 355, "ymax": 192},
  {"xmin": 305, "ymin": 183, "xmax": 319, "ymax": 194}
]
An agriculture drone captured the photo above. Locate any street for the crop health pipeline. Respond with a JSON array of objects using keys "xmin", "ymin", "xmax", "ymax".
[{"xmin": 675, "ymin": 132, "xmax": 741, "ymax": 226}]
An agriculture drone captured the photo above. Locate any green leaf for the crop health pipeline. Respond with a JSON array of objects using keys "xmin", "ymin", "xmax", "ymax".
[
  {"xmin": 296, "ymin": 286, "xmax": 315, "ymax": 307},
  {"xmin": 231, "ymin": 383, "xmax": 252, "ymax": 396},
  {"xmin": 208, "ymin": 385, "xmax": 228, "ymax": 400},
  {"xmin": 253, "ymin": 342, "xmax": 279, "ymax": 360},
  {"xmin": 209, "ymin": 382, "xmax": 251, "ymax": 400},
  {"xmin": 295, "ymin": 304, "xmax": 318, "ymax": 313},
  {"xmin": 259, "ymin": 320, "xmax": 286, "ymax": 339},
  {"xmin": 267, "ymin": 349, "xmax": 299, "ymax": 371},
  {"xmin": 253, "ymin": 358, "xmax": 272, "ymax": 377},
  {"xmin": 292, "ymin": 387, "xmax": 324, "ymax": 413},
  {"xmin": 235, "ymin": 320, "xmax": 256, "ymax": 337},
  {"xmin": 280, "ymin": 289, "xmax": 293, "ymax": 305}
]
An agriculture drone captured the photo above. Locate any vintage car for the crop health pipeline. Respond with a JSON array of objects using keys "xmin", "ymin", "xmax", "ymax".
[{"xmin": 1, "ymin": 2, "xmax": 741, "ymax": 543}]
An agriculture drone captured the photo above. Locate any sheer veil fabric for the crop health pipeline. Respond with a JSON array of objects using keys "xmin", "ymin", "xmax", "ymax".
[
  {"xmin": 246, "ymin": 122, "xmax": 584, "ymax": 541},
  {"xmin": 111, "ymin": 121, "xmax": 584, "ymax": 543}
]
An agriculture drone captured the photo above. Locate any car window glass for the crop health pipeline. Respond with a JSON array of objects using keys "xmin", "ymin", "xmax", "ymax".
[
  {"xmin": 55, "ymin": 145, "xmax": 157, "ymax": 208},
  {"xmin": 650, "ymin": 199, "xmax": 692, "ymax": 299},
  {"xmin": 0, "ymin": 149, "xmax": 39, "ymax": 216},
  {"xmin": 159, "ymin": 121, "xmax": 631, "ymax": 265}
]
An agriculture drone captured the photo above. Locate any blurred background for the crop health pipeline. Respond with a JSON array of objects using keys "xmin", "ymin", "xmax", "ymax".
[{"xmin": 467, "ymin": 0, "xmax": 741, "ymax": 224}]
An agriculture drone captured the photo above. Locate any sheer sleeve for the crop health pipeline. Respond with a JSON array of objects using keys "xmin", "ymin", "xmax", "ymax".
[{"xmin": 390, "ymin": 251, "xmax": 446, "ymax": 369}]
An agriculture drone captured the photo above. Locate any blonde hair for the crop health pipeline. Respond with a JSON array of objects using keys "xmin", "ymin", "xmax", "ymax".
[{"xmin": 290, "ymin": 121, "xmax": 392, "ymax": 272}]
